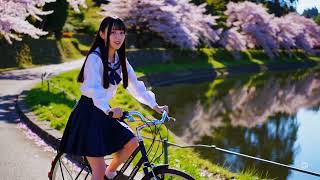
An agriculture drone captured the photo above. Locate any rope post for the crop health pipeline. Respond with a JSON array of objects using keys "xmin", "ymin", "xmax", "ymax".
[
  {"xmin": 41, "ymin": 73, "xmax": 44, "ymax": 86},
  {"xmin": 163, "ymin": 139, "xmax": 169, "ymax": 164},
  {"xmin": 47, "ymin": 80, "xmax": 50, "ymax": 92}
]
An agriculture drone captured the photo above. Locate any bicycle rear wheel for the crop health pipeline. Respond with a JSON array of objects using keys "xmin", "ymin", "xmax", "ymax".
[
  {"xmin": 142, "ymin": 168, "xmax": 195, "ymax": 180},
  {"xmin": 48, "ymin": 152, "xmax": 92, "ymax": 180}
]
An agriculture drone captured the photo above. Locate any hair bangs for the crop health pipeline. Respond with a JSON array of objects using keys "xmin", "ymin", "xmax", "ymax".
[{"xmin": 111, "ymin": 18, "xmax": 126, "ymax": 32}]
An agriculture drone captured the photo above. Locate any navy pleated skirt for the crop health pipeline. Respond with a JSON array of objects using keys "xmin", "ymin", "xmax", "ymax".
[{"xmin": 58, "ymin": 95, "xmax": 135, "ymax": 157}]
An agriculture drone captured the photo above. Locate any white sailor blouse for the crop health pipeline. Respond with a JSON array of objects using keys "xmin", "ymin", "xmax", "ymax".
[{"xmin": 80, "ymin": 48, "xmax": 158, "ymax": 114}]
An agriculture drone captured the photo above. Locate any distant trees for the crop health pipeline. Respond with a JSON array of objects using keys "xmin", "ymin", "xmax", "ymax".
[
  {"xmin": 302, "ymin": 7, "xmax": 319, "ymax": 19},
  {"xmin": 1, "ymin": 0, "xmax": 319, "ymax": 60},
  {"xmin": 42, "ymin": 0, "xmax": 69, "ymax": 39},
  {"xmin": 191, "ymin": 0, "xmax": 298, "ymax": 16},
  {"xmin": 316, "ymin": 14, "xmax": 320, "ymax": 25},
  {"xmin": 220, "ymin": 1, "xmax": 320, "ymax": 59}
]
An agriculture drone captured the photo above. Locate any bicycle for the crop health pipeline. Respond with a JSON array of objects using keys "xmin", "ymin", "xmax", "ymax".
[{"xmin": 48, "ymin": 111, "xmax": 195, "ymax": 180}]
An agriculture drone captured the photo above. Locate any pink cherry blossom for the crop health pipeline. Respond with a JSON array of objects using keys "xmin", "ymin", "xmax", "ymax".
[
  {"xmin": 0, "ymin": 0, "xmax": 86, "ymax": 43},
  {"xmin": 100, "ymin": 0, "xmax": 221, "ymax": 49}
]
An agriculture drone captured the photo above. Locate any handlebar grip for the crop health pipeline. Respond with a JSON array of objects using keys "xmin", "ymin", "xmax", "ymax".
[
  {"xmin": 118, "ymin": 111, "xmax": 129, "ymax": 121},
  {"xmin": 122, "ymin": 111, "xmax": 129, "ymax": 117}
]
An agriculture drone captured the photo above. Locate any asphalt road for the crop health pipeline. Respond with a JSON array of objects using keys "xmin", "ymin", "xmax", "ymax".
[{"xmin": 0, "ymin": 60, "xmax": 84, "ymax": 180}]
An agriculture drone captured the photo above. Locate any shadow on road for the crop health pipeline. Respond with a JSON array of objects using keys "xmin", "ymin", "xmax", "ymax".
[
  {"xmin": 0, "ymin": 94, "xmax": 21, "ymax": 124},
  {"xmin": 0, "ymin": 71, "xmax": 41, "ymax": 80}
]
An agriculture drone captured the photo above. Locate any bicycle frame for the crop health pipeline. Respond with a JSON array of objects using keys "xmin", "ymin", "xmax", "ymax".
[
  {"xmin": 115, "ymin": 111, "xmax": 172, "ymax": 179},
  {"xmin": 50, "ymin": 111, "xmax": 172, "ymax": 180},
  {"xmin": 117, "ymin": 134, "xmax": 168, "ymax": 179}
]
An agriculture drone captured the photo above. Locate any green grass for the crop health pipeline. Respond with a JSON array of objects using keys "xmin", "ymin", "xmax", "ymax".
[
  {"xmin": 199, "ymin": 48, "xmax": 316, "ymax": 68},
  {"xmin": 0, "ymin": 37, "xmax": 84, "ymax": 70},
  {"xmin": 132, "ymin": 48, "xmax": 319, "ymax": 76},
  {"xmin": 0, "ymin": 67, "xmax": 19, "ymax": 72},
  {"xmin": 25, "ymin": 69, "xmax": 264, "ymax": 179},
  {"xmin": 309, "ymin": 55, "xmax": 320, "ymax": 61},
  {"xmin": 57, "ymin": 38, "xmax": 84, "ymax": 60}
]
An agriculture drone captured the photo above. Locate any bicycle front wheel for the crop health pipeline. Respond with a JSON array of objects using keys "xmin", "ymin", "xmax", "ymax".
[
  {"xmin": 48, "ymin": 152, "xmax": 92, "ymax": 180},
  {"xmin": 142, "ymin": 168, "xmax": 195, "ymax": 180}
]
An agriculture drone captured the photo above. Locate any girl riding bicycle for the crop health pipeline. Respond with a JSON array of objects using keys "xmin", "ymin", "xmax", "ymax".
[{"xmin": 58, "ymin": 16, "xmax": 169, "ymax": 180}]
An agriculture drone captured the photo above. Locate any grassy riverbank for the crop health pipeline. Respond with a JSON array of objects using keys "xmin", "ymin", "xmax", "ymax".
[
  {"xmin": 25, "ymin": 69, "xmax": 264, "ymax": 179},
  {"xmin": 133, "ymin": 48, "xmax": 319, "ymax": 77}
]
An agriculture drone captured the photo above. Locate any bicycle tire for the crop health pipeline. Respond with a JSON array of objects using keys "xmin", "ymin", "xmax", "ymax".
[
  {"xmin": 48, "ymin": 152, "xmax": 91, "ymax": 180},
  {"xmin": 142, "ymin": 167, "xmax": 195, "ymax": 180}
]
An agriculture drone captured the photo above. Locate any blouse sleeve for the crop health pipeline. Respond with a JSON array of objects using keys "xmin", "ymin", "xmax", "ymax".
[
  {"xmin": 125, "ymin": 60, "xmax": 158, "ymax": 109},
  {"xmin": 80, "ymin": 54, "xmax": 113, "ymax": 114}
]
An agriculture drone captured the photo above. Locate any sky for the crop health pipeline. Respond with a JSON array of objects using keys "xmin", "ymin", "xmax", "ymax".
[{"xmin": 295, "ymin": 0, "xmax": 320, "ymax": 14}]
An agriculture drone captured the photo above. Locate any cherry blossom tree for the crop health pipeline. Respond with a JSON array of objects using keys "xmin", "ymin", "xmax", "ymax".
[
  {"xmin": 0, "ymin": 0, "xmax": 86, "ymax": 44},
  {"xmin": 221, "ymin": 1, "xmax": 320, "ymax": 58},
  {"xmin": 67, "ymin": 0, "xmax": 87, "ymax": 13},
  {"xmin": 100, "ymin": 0, "xmax": 221, "ymax": 49},
  {"xmin": 282, "ymin": 13, "xmax": 320, "ymax": 54},
  {"xmin": 272, "ymin": 15, "xmax": 302, "ymax": 55},
  {"xmin": 223, "ymin": 1, "xmax": 280, "ymax": 59},
  {"xmin": 219, "ymin": 27, "xmax": 247, "ymax": 59}
]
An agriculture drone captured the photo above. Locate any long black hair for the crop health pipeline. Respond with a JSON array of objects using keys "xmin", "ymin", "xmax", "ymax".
[{"xmin": 77, "ymin": 16, "xmax": 128, "ymax": 89}]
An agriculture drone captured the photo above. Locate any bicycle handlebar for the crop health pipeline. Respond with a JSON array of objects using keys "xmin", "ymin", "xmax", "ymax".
[
  {"xmin": 125, "ymin": 111, "xmax": 175, "ymax": 125},
  {"xmin": 120, "ymin": 110, "xmax": 175, "ymax": 141},
  {"xmin": 109, "ymin": 111, "xmax": 175, "ymax": 124}
]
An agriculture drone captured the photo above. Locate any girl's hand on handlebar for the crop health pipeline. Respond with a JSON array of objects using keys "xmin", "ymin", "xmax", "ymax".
[
  {"xmin": 110, "ymin": 107, "xmax": 123, "ymax": 118},
  {"xmin": 153, "ymin": 105, "xmax": 169, "ymax": 115}
]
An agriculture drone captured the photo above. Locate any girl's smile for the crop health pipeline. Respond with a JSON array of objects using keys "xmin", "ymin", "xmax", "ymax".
[{"xmin": 109, "ymin": 30, "xmax": 125, "ymax": 50}]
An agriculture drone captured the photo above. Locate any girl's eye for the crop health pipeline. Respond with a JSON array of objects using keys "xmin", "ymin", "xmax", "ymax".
[{"xmin": 110, "ymin": 31, "xmax": 125, "ymax": 35}]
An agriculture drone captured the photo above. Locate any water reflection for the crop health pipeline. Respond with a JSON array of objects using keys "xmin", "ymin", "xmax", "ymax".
[
  {"xmin": 290, "ymin": 108, "xmax": 320, "ymax": 180},
  {"xmin": 154, "ymin": 68, "xmax": 320, "ymax": 179}
]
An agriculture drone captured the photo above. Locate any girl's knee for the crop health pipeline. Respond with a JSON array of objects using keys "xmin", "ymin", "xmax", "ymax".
[
  {"xmin": 125, "ymin": 137, "xmax": 138, "ymax": 150},
  {"xmin": 86, "ymin": 156, "xmax": 105, "ymax": 177}
]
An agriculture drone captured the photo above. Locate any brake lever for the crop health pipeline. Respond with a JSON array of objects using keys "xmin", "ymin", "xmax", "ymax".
[
  {"xmin": 118, "ymin": 111, "xmax": 129, "ymax": 121},
  {"xmin": 169, "ymin": 117, "xmax": 176, "ymax": 122},
  {"xmin": 124, "ymin": 111, "xmax": 136, "ymax": 122}
]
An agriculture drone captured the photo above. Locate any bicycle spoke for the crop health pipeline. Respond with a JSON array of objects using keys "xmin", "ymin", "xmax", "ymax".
[
  {"xmin": 74, "ymin": 168, "xmax": 85, "ymax": 180},
  {"xmin": 58, "ymin": 160, "xmax": 65, "ymax": 180},
  {"xmin": 61, "ymin": 159, "xmax": 74, "ymax": 179},
  {"xmin": 51, "ymin": 153, "xmax": 92, "ymax": 180},
  {"xmin": 84, "ymin": 172, "xmax": 90, "ymax": 180}
]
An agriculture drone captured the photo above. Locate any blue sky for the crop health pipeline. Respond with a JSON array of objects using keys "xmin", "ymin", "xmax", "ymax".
[{"xmin": 296, "ymin": 0, "xmax": 320, "ymax": 14}]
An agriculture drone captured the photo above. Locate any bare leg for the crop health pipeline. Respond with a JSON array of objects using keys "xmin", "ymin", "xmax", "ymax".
[
  {"xmin": 86, "ymin": 156, "xmax": 106, "ymax": 180},
  {"xmin": 107, "ymin": 137, "xmax": 139, "ymax": 172}
]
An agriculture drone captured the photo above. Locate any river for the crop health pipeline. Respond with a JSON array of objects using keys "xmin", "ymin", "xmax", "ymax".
[{"xmin": 153, "ymin": 66, "xmax": 320, "ymax": 180}]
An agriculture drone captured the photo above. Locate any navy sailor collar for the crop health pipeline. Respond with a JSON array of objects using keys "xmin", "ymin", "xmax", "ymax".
[{"xmin": 92, "ymin": 47, "xmax": 120, "ymax": 68}]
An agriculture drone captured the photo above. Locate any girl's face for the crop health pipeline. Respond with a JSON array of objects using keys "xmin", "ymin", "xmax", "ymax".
[{"xmin": 100, "ymin": 28, "xmax": 125, "ymax": 50}]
